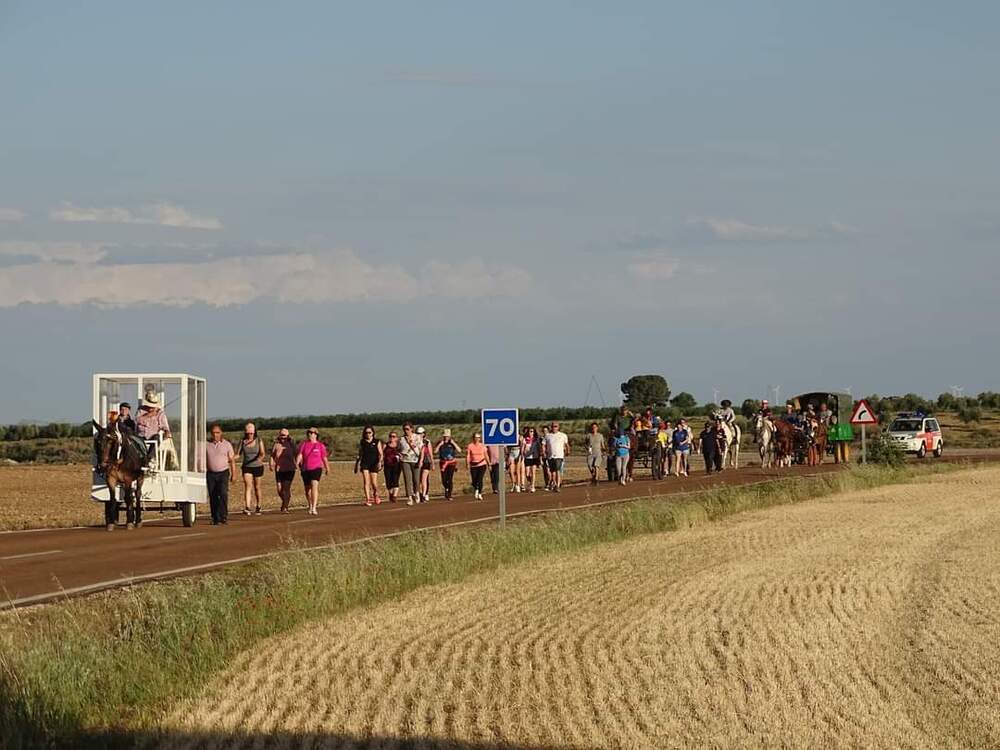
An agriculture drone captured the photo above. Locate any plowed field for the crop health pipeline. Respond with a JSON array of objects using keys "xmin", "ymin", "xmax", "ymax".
[{"xmin": 154, "ymin": 468, "xmax": 1000, "ymax": 748}]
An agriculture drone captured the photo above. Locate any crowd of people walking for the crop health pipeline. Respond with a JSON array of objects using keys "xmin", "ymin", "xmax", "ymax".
[{"xmin": 200, "ymin": 420, "xmax": 578, "ymax": 523}]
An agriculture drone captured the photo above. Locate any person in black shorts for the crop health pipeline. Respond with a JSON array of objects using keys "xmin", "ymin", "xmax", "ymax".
[
  {"xmin": 354, "ymin": 425, "xmax": 384, "ymax": 507},
  {"xmin": 237, "ymin": 422, "xmax": 267, "ymax": 515},
  {"xmin": 269, "ymin": 428, "xmax": 297, "ymax": 513}
]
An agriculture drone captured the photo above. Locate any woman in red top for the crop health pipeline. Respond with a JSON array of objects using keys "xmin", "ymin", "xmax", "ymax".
[
  {"xmin": 466, "ymin": 431, "xmax": 491, "ymax": 501},
  {"xmin": 268, "ymin": 428, "xmax": 297, "ymax": 513}
]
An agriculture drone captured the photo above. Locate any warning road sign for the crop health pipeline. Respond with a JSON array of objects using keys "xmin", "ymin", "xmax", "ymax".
[{"xmin": 850, "ymin": 399, "xmax": 878, "ymax": 426}]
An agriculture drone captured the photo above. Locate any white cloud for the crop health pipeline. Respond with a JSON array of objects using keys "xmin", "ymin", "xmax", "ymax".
[
  {"xmin": 627, "ymin": 258, "xmax": 680, "ymax": 281},
  {"xmin": 0, "ymin": 241, "xmax": 111, "ymax": 264},
  {"xmin": 0, "ymin": 248, "xmax": 533, "ymax": 308},
  {"xmin": 0, "ymin": 208, "xmax": 25, "ymax": 222},
  {"xmin": 687, "ymin": 217, "xmax": 812, "ymax": 242},
  {"xmin": 49, "ymin": 201, "xmax": 223, "ymax": 230}
]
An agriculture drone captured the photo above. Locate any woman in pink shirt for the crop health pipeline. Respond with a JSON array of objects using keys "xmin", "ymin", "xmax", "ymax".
[
  {"xmin": 295, "ymin": 428, "xmax": 330, "ymax": 515},
  {"xmin": 466, "ymin": 432, "xmax": 491, "ymax": 501}
]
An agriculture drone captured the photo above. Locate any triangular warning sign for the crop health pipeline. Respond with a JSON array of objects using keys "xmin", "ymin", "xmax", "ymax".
[{"xmin": 849, "ymin": 399, "xmax": 878, "ymax": 425}]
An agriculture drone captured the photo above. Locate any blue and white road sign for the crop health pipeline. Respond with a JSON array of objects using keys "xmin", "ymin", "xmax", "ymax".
[{"xmin": 481, "ymin": 408, "xmax": 519, "ymax": 446}]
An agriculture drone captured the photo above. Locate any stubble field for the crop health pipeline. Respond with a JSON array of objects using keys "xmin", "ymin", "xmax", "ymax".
[{"xmin": 154, "ymin": 467, "xmax": 1000, "ymax": 749}]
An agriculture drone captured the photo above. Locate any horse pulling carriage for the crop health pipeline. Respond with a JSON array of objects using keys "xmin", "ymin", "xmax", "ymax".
[
  {"xmin": 756, "ymin": 391, "xmax": 854, "ymax": 467},
  {"xmin": 91, "ymin": 373, "xmax": 207, "ymax": 529}
]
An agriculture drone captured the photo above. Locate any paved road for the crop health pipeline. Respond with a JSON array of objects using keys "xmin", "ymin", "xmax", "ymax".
[{"xmin": 0, "ymin": 456, "xmax": 988, "ymax": 609}]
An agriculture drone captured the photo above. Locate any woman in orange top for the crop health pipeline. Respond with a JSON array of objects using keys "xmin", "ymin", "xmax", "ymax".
[{"xmin": 465, "ymin": 431, "xmax": 490, "ymax": 501}]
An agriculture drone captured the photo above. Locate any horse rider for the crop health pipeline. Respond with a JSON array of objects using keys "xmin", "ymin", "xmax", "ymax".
[
  {"xmin": 136, "ymin": 389, "xmax": 171, "ymax": 462},
  {"xmin": 760, "ymin": 399, "xmax": 772, "ymax": 419},
  {"xmin": 719, "ymin": 399, "xmax": 736, "ymax": 427},
  {"xmin": 609, "ymin": 404, "xmax": 633, "ymax": 435}
]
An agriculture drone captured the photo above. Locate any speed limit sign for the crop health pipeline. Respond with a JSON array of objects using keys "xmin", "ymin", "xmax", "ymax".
[{"xmin": 481, "ymin": 408, "xmax": 519, "ymax": 446}]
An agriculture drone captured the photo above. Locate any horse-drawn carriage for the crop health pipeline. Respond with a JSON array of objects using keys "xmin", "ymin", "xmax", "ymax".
[
  {"xmin": 92, "ymin": 373, "xmax": 207, "ymax": 528},
  {"xmin": 790, "ymin": 391, "xmax": 854, "ymax": 462}
]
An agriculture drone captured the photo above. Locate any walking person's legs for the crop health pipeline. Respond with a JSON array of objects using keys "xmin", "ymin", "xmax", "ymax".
[
  {"xmin": 242, "ymin": 472, "xmax": 253, "ymax": 514},
  {"xmin": 616, "ymin": 456, "xmax": 627, "ymax": 485},
  {"xmin": 490, "ymin": 463, "xmax": 500, "ymax": 494},
  {"xmin": 362, "ymin": 469, "xmax": 374, "ymax": 505},
  {"xmin": 252, "ymin": 474, "xmax": 263, "ymax": 513}
]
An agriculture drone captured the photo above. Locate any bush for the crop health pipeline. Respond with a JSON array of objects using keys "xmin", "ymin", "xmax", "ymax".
[
  {"xmin": 957, "ymin": 405, "xmax": 983, "ymax": 424},
  {"xmin": 865, "ymin": 432, "xmax": 905, "ymax": 467}
]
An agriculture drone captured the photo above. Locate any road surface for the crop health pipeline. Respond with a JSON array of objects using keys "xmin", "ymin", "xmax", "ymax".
[{"xmin": 1, "ymin": 456, "xmax": 989, "ymax": 609}]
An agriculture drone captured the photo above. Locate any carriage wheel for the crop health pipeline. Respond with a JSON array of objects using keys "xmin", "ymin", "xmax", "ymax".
[{"xmin": 181, "ymin": 502, "xmax": 197, "ymax": 527}]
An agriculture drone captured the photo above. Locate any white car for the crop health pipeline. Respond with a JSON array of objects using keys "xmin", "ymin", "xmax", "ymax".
[{"xmin": 887, "ymin": 413, "xmax": 943, "ymax": 458}]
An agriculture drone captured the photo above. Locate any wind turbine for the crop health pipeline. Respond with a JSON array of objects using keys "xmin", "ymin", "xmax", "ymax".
[
  {"xmin": 950, "ymin": 385, "xmax": 964, "ymax": 399},
  {"xmin": 712, "ymin": 387, "xmax": 720, "ymax": 405},
  {"xmin": 771, "ymin": 384, "xmax": 781, "ymax": 405}
]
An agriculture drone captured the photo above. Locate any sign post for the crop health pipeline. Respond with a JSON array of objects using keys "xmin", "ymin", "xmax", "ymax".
[
  {"xmin": 849, "ymin": 399, "xmax": 878, "ymax": 464},
  {"xmin": 481, "ymin": 408, "xmax": 519, "ymax": 529}
]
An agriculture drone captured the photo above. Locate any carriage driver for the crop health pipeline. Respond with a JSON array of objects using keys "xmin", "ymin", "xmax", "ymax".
[
  {"xmin": 117, "ymin": 402, "xmax": 136, "ymax": 434},
  {"xmin": 136, "ymin": 389, "xmax": 171, "ymax": 459},
  {"xmin": 818, "ymin": 403, "xmax": 833, "ymax": 426}
]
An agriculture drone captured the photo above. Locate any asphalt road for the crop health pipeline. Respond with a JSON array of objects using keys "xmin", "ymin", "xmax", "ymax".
[{"xmin": 1, "ymin": 454, "xmax": 992, "ymax": 610}]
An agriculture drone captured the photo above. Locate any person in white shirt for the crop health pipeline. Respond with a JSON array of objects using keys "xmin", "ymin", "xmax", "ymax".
[{"xmin": 544, "ymin": 421, "xmax": 571, "ymax": 492}]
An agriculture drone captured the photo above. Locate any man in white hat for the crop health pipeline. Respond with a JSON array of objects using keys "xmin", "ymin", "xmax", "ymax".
[{"xmin": 136, "ymin": 389, "xmax": 171, "ymax": 457}]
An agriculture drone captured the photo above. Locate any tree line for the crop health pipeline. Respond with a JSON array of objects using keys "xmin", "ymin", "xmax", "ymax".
[{"xmin": 3, "ymin": 386, "xmax": 999, "ymax": 442}]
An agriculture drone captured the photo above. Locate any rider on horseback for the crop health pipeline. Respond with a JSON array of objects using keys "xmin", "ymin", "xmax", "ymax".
[{"xmin": 719, "ymin": 399, "xmax": 736, "ymax": 426}]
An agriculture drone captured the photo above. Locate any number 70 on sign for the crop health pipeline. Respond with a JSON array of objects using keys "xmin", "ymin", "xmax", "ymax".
[{"xmin": 481, "ymin": 408, "xmax": 519, "ymax": 446}]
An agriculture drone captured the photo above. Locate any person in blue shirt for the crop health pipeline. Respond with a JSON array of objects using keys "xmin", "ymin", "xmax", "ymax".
[
  {"xmin": 672, "ymin": 421, "xmax": 691, "ymax": 477},
  {"xmin": 613, "ymin": 429, "xmax": 631, "ymax": 486}
]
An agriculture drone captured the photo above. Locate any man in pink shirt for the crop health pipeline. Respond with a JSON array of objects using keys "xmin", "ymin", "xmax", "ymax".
[{"xmin": 204, "ymin": 424, "xmax": 236, "ymax": 525}]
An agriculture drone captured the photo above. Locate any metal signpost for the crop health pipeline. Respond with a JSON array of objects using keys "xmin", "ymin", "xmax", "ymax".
[
  {"xmin": 849, "ymin": 398, "xmax": 878, "ymax": 463},
  {"xmin": 481, "ymin": 408, "xmax": 519, "ymax": 529}
]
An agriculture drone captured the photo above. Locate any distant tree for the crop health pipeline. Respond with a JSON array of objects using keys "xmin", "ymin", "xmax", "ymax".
[
  {"xmin": 700, "ymin": 402, "xmax": 719, "ymax": 416},
  {"xmin": 936, "ymin": 393, "xmax": 957, "ymax": 411},
  {"xmin": 670, "ymin": 392, "xmax": 697, "ymax": 410},
  {"xmin": 740, "ymin": 399, "xmax": 761, "ymax": 419},
  {"xmin": 620, "ymin": 375, "xmax": 671, "ymax": 409}
]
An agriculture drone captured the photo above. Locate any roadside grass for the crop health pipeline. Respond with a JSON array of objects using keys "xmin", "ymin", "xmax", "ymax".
[{"xmin": 0, "ymin": 461, "xmax": 965, "ymax": 748}]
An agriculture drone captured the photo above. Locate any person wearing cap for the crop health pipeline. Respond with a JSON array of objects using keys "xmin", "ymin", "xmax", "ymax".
[
  {"xmin": 760, "ymin": 400, "xmax": 772, "ymax": 419},
  {"xmin": 434, "ymin": 428, "xmax": 462, "ymax": 501},
  {"xmin": 398, "ymin": 423, "xmax": 421, "ymax": 505},
  {"xmin": 719, "ymin": 399, "xmax": 736, "ymax": 426},
  {"xmin": 544, "ymin": 421, "xmax": 570, "ymax": 492},
  {"xmin": 269, "ymin": 428, "xmax": 297, "ymax": 513},
  {"xmin": 237, "ymin": 422, "xmax": 267, "ymax": 515},
  {"xmin": 296, "ymin": 428, "xmax": 330, "ymax": 515},
  {"xmin": 417, "ymin": 426, "xmax": 434, "ymax": 503}
]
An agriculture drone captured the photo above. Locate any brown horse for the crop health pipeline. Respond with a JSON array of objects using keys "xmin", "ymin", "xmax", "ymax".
[
  {"xmin": 771, "ymin": 420, "xmax": 798, "ymax": 467},
  {"xmin": 809, "ymin": 420, "xmax": 828, "ymax": 466},
  {"xmin": 93, "ymin": 419, "xmax": 148, "ymax": 530}
]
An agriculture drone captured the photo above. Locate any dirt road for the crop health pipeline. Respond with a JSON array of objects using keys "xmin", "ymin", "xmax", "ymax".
[
  {"xmin": 157, "ymin": 467, "xmax": 1000, "ymax": 749},
  {"xmin": 0, "ymin": 462, "xmax": 847, "ymax": 608}
]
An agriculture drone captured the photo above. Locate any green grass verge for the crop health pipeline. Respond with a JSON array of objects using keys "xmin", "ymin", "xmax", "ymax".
[{"xmin": 0, "ymin": 462, "xmax": 968, "ymax": 748}]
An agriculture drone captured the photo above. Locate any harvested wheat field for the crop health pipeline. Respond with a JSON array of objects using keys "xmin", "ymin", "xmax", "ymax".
[{"xmin": 156, "ymin": 468, "xmax": 1000, "ymax": 749}]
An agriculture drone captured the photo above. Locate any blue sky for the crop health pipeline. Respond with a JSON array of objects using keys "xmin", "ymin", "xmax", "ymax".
[{"xmin": 1, "ymin": 1, "xmax": 998, "ymax": 421}]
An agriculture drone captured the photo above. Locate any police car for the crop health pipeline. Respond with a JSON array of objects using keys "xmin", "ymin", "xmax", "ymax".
[{"xmin": 887, "ymin": 412, "xmax": 943, "ymax": 458}]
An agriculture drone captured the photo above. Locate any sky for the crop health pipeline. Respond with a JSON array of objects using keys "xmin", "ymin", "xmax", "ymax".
[{"xmin": 1, "ymin": 1, "xmax": 998, "ymax": 422}]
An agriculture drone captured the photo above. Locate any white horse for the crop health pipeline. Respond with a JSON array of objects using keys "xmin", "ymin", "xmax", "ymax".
[
  {"xmin": 753, "ymin": 413, "xmax": 776, "ymax": 468},
  {"xmin": 713, "ymin": 414, "xmax": 742, "ymax": 469}
]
